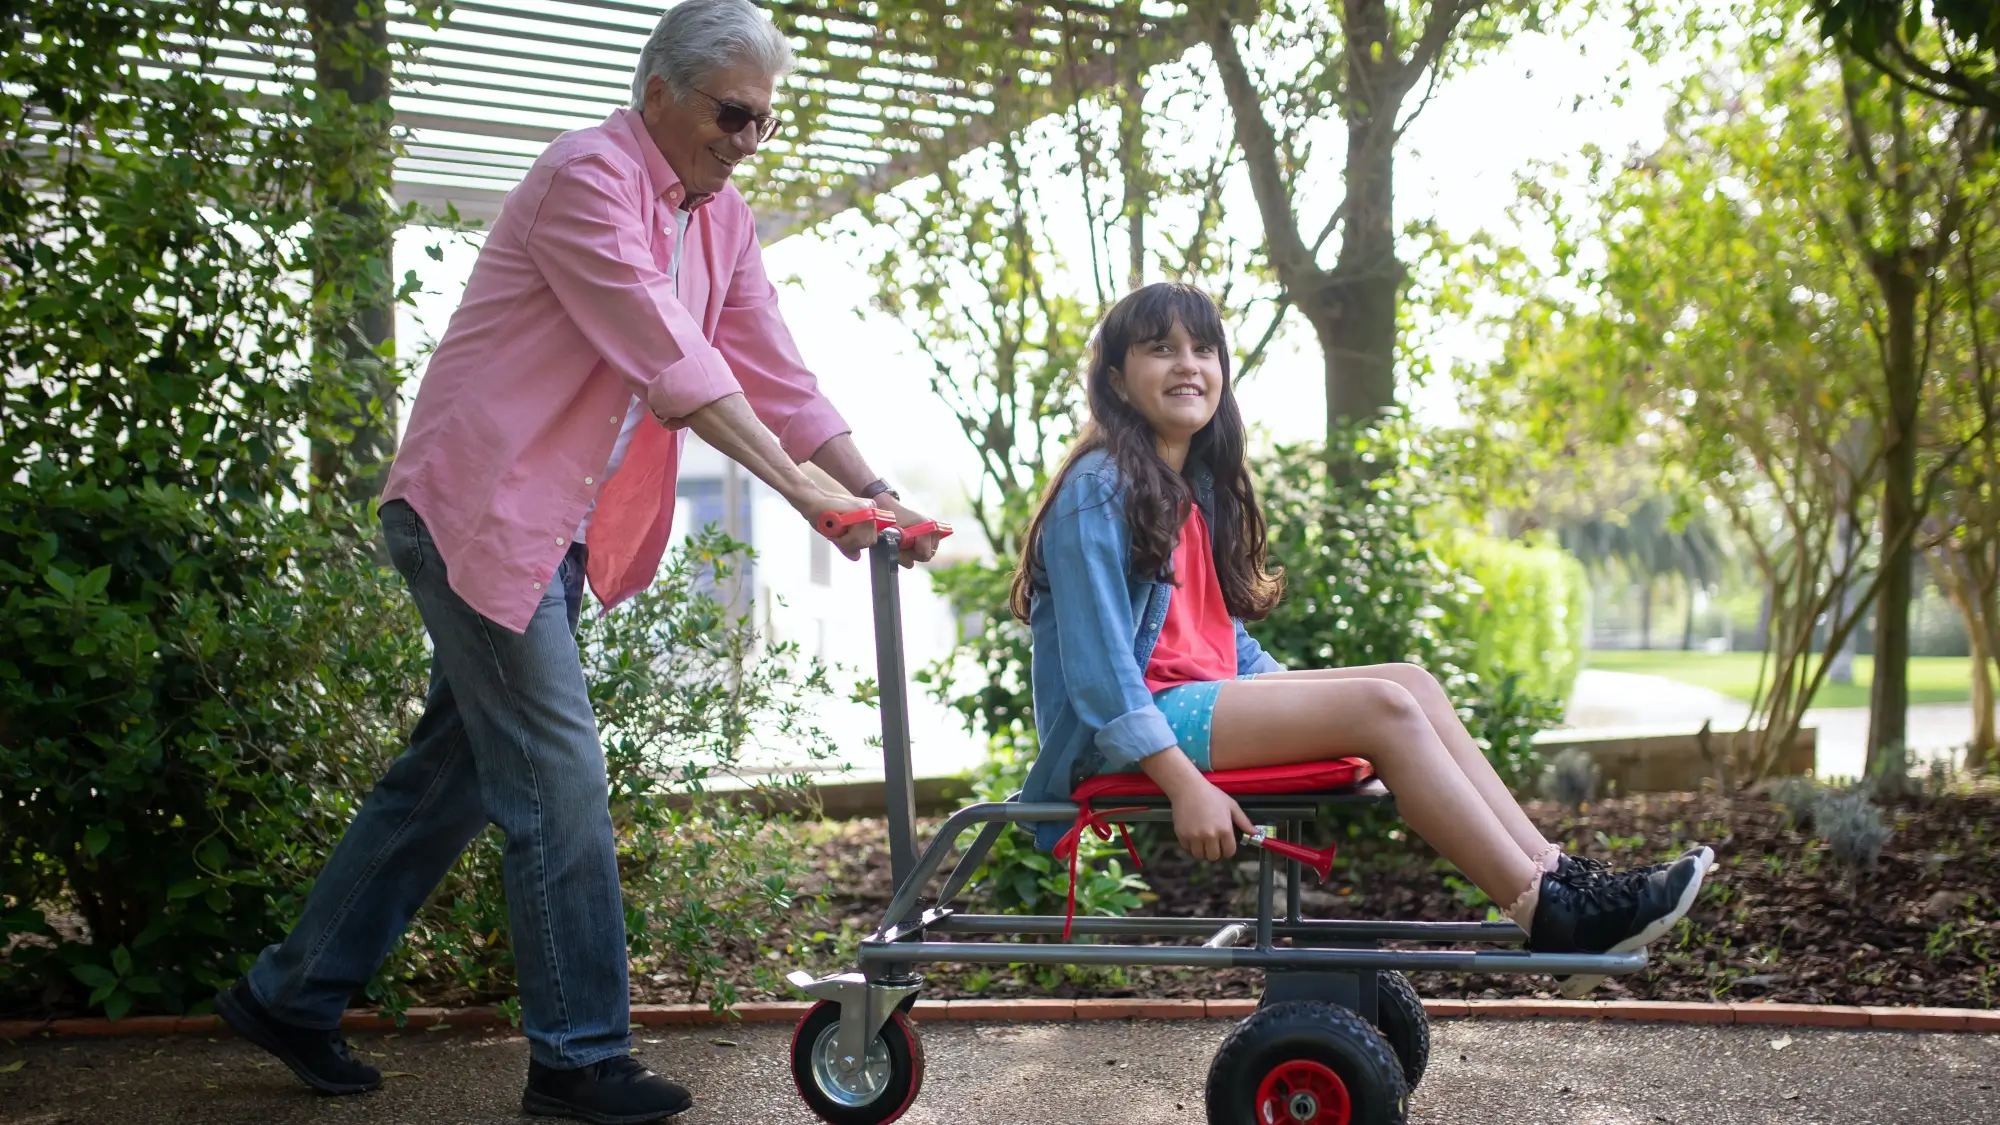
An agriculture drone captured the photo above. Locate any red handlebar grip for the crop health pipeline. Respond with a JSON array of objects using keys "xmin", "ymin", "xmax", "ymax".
[
  {"xmin": 816, "ymin": 507, "xmax": 897, "ymax": 538},
  {"xmin": 1243, "ymin": 831, "xmax": 1338, "ymax": 882},
  {"xmin": 898, "ymin": 520, "xmax": 954, "ymax": 541}
]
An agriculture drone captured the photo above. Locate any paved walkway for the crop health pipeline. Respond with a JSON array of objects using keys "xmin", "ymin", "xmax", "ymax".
[
  {"xmin": 1561, "ymin": 669, "xmax": 1983, "ymax": 778},
  {"xmin": 4, "ymin": 1019, "xmax": 1994, "ymax": 1124}
]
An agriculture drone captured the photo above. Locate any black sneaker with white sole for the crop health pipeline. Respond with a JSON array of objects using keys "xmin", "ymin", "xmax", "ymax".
[
  {"xmin": 213, "ymin": 979, "xmax": 381, "ymax": 1095},
  {"xmin": 1528, "ymin": 852, "xmax": 1706, "ymax": 998},
  {"xmin": 1549, "ymin": 846, "xmax": 1715, "ymax": 997},
  {"xmin": 522, "ymin": 1055, "xmax": 693, "ymax": 1124}
]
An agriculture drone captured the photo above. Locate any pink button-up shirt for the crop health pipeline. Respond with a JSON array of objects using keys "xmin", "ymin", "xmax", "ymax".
[{"xmin": 383, "ymin": 109, "xmax": 849, "ymax": 633}]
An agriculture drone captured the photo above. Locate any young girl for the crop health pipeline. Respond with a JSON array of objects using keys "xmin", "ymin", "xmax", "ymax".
[{"xmin": 1011, "ymin": 283, "xmax": 1712, "ymax": 992}]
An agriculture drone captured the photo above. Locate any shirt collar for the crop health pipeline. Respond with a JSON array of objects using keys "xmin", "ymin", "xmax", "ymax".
[{"xmin": 614, "ymin": 107, "xmax": 717, "ymax": 213}]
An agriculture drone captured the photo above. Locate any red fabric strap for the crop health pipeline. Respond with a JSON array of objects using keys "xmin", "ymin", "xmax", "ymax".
[{"xmin": 1050, "ymin": 800, "xmax": 1147, "ymax": 941}]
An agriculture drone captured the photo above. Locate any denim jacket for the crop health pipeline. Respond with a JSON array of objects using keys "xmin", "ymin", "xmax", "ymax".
[{"xmin": 1018, "ymin": 447, "xmax": 1282, "ymax": 850}]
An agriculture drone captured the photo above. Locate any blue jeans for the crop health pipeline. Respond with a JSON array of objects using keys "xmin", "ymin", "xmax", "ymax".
[{"xmin": 246, "ymin": 499, "xmax": 630, "ymax": 1069}]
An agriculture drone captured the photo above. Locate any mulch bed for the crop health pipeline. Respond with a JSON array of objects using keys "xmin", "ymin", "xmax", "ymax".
[{"xmin": 732, "ymin": 788, "xmax": 1999, "ymax": 1011}]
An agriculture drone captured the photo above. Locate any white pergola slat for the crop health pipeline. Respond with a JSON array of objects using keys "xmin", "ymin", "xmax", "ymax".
[{"xmin": 388, "ymin": 0, "xmax": 1188, "ymax": 241}]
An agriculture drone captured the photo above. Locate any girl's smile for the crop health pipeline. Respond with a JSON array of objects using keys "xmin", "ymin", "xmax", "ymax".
[{"xmin": 1112, "ymin": 319, "xmax": 1224, "ymax": 469}]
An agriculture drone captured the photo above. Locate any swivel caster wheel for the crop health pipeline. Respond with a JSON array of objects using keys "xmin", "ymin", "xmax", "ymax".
[
  {"xmin": 790, "ymin": 1000, "xmax": 925, "ymax": 1125},
  {"xmin": 1206, "ymin": 1000, "xmax": 1408, "ymax": 1125}
]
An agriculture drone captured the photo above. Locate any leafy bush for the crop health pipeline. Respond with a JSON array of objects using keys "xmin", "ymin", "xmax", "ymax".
[
  {"xmin": 1816, "ymin": 790, "xmax": 1893, "ymax": 876},
  {"xmin": 1767, "ymin": 776, "xmax": 1828, "ymax": 831},
  {"xmin": 0, "ymin": 0, "xmax": 442, "ymax": 1019},
  {"xmin": 1540, "ymin": 747, "xmax": 1601, "ymax": 810},
  {"xmin": 3, "ymin": 524, "xmax": 845, "ymax": 1021},
  {"xmin": 958, "ymin": 728, "xmax": 1147, "ymax": 919},
  {"xmin": 1, "ymin": 516, "xmax": 431, "ymax": 1020},
  {"xmin": 1435, "ymin": 529, "xmax": 1588, "ymax": 704}
]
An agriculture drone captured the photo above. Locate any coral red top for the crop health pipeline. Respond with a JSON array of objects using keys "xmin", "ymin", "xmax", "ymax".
[{"xmin": 1143, "ymin": 505, "xmax": 1239, "ymax": 693}]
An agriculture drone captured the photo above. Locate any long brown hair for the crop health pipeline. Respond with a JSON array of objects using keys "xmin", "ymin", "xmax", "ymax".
[{"xmin": 1009, "ymin": 283, "xmax": 1282, "ymax": 623}]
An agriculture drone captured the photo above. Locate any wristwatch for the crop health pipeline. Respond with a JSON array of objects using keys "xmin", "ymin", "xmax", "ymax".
[{"xmin": 860, "ymin": 478, "xmax": 899, "ymax": 501}]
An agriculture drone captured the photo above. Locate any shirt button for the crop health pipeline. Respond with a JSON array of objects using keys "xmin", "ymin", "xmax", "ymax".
[
  {"xmin": 611, "ymin": 416, "xmax": 620, "ymax": 424},
  {"xmin": 555, "ymin": 537, "xmax": 566, "ymax": 545},
  {"xmin": 583, "ymin": 476, "xmax": 594, "ymax": 485},
  {"xmin": 532, "ymin": 582, "xmax": 543, "ymax": 591}
]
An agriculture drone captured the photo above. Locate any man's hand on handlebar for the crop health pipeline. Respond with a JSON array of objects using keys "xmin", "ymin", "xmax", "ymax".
[
  {"xmin": 874, "ymin": 496, "xmax": 944, "ymax": 568},
  {"xmin": 798, "ymin": 491, "xmax": 880, "ymax": 559}
]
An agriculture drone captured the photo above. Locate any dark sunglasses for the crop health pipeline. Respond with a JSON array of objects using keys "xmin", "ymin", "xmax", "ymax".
[{"xmin": 692, "ymin": 89, "xmax": 780, "ymax": 142}]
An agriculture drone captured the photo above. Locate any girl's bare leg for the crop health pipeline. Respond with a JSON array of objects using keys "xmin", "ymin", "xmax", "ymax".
[
  {"xmin": 1253, "ymin": 664, "xmax": 1556, "ymax": 864},
  {"xmin": 1209, "ymin": 676, "xmax": 1541, "ymax": 915}
]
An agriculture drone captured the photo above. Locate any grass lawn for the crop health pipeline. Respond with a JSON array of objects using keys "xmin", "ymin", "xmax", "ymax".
[{"xmin": 1584, "ymin": 650, "xmax": 1977, "ymax": 709}]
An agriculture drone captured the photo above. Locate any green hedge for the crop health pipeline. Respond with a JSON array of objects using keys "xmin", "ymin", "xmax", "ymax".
[{"xmin": 1435, "ymin": 529, "xmax": 1588, "ymax": 705}]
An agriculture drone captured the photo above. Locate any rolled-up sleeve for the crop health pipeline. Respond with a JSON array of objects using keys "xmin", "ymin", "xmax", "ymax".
[
  {"xmin": 711, "ymin": 227, "xmax": 850, "ymax": 461},
  {"xmin": 524, "ymin": 155, "xmax": 740, "ymax": 424},
  {"xmin": 1042, "ymin": 470, "xmax": 1177, "ymax": 768},
  {"xmin": 1235, "ymin": 619, "xmax": 1283, "ymax": 676}
]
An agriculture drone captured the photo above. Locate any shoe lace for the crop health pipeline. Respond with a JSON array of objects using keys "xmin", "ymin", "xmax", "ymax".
[
  {"xmin": 1561, "ymin": 855, "xmax": 1616, "ymax": 883},
  {"xmin": 1559, "ymin": 868, "xmax": 1645, "ymax": 913}
]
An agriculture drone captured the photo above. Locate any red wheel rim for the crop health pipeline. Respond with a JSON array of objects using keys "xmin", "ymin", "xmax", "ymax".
[{"xmin": 1255, "ymin": 1058, "xmax": 1351, "ymax": 1125}]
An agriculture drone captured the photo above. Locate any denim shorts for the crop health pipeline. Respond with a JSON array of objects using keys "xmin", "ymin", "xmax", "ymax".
[{"xmin": 1103, "ymin": 677, "xmax": 1256, "ymax": 775}]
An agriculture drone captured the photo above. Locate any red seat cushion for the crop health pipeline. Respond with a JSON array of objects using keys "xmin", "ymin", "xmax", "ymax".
[{"xmin": 1070, "ymin": 758, "xmax": 1374, "ymax": 802}]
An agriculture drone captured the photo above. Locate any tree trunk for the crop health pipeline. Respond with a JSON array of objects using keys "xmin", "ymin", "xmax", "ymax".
[
  {"xmin": 1970, "ymin": 626, "xmax": 1996, "ymax": 772},
  {"xmin": 1829, "ymin": 505, "xmax": 1860, "ymax": 684},
  {"xmin": 1639, "ymin": 576, "xmax": 1654, "ymax": 650},
  {"xmin": 308, "ymin": 0, "xmax": 398, "ymax": 505},
  {"xmin": 1681, "ymin": 578, "xmax": 1698, "ymax": 651},
  {"xmin": 1320, "ymin": 0, "xmax": 1402, "ymax": 449},
  {"xmin": 1866, "ymin": 257, "xmax": 1920, "ymax": 775},
  {"xmin": 1118, "ymin": 66, "xmax": 1147, "ymax": 292}
]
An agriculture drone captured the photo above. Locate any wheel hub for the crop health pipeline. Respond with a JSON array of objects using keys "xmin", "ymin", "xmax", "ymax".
[
  {"xmin": 810, "ymin": 1020, "xmax": 892, "ymax": 1107},
  {"xmin": 1256, "ymin": 1059, "xmax": 1351, "ymax": 1125}
]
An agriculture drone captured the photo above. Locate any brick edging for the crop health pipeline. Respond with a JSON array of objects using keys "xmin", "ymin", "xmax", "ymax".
[{"xmin": 2, "ymin": 998, "xmax": 1994, "ymax": 1040}]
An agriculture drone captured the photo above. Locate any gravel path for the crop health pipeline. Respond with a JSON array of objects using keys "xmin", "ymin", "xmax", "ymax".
[{"xmin": 4, "ymin": 1018, "xmax": 1995, "ymax": 1124}]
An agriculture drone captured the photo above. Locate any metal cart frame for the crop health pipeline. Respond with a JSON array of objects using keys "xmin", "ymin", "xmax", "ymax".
[{"xmin": 785, "ymin": 529, "xmax": 1647, "ymax": 1124}]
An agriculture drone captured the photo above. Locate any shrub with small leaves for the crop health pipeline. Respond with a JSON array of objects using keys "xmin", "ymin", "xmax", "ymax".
[
  {"xmin": 1816, "ymin": 790, "xmax": 1893, "ymax": 876},
  {"xmin": 1767, "ymin": 776, "xmax": 1827, "ymax": 831},
  {"xmin": 1540, "ymin": 747, "xmax": 1601, "ymax": 810}
]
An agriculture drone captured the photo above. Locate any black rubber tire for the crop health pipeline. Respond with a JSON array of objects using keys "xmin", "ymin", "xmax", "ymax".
[
  {"xmin": 1374, "ymin": 970, "xmax": 1431, "ymax": 1091},
  {"xmin": 790, "ymin": 1001, "xmax": 926, "ymax": 1125},
  {"xmin": 1206, "ymin": 1000, "xmax": 1409, "ymax": 1125}
]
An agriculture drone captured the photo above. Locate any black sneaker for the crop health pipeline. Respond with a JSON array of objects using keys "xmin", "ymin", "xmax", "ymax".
[
  {"xmin": 1530, "ymin": 853, "xmax": 1706, "ymax": 998},
  {"xmin": 523, "ymin": 1055, "xmax": 693, "ymax": 1124},
  {"xmin": 213, "ymin": 979, "xmax": 381, "ymax": 1095}
]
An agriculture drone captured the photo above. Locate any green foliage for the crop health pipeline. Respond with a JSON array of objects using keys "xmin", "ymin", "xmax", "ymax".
[
  {"xmin": 0, "ymin": 0, "xmax": 450, "ymax": 1020},
  {"xmin": 1434, "ymin": 528, "xmax": 1588, "ymax": 704},
  {"xmin": 2, "ymin": 524, "xmax": 844, "ymax": 1020},
  {"xmin": 960, "ymin": 729, "xmax": 1147, "ymax": 920},
  {"xmin": 1540, "ymin": 747, "xmax": 1601, "ymax": 810},
  {"xmin": 1813, "ymin": 0, "xmax": 2000, "ymax": 119},
  {"xmin": 1, "ymin": 516, "xmax": 433, "ymax": 1019}
]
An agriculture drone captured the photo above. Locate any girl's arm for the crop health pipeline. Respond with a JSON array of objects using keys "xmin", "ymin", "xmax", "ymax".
[
  {"xmin": 1041, "ymin": 468, "xmax": 1251, "ymax": 859},
  {"xmin": 1234, "ymin": 619, "xmax": 1283, "ymax": 676},
  {"xmin": 1138, "ymin": 745, "xmax": 1256, "ymax": 862},
  {"xmin": 1038, "ymin": 468, "xmax": 1178, "ymax": 768}
]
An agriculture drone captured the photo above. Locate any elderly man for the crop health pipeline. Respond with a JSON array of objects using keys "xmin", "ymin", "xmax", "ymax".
[{"xmin": 212, "ymin": 3, "xmax": 937, "ymax": 1121}]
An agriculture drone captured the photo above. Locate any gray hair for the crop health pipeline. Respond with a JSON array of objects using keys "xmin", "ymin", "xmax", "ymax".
[{"xmin": 629, "ymin": 0, "xmax": 794, "ymax": 108}]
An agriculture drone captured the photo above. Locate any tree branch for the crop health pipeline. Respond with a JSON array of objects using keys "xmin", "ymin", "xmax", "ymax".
[{"xmin": 1199, "ymin": 4, "xmax": 1320, "ymax": 289}]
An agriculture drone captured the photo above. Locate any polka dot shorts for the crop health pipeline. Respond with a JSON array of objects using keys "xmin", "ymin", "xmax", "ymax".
[{"xmin": 1105, "ymin": 677, "xmax": 1259, "ymax": 775}]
